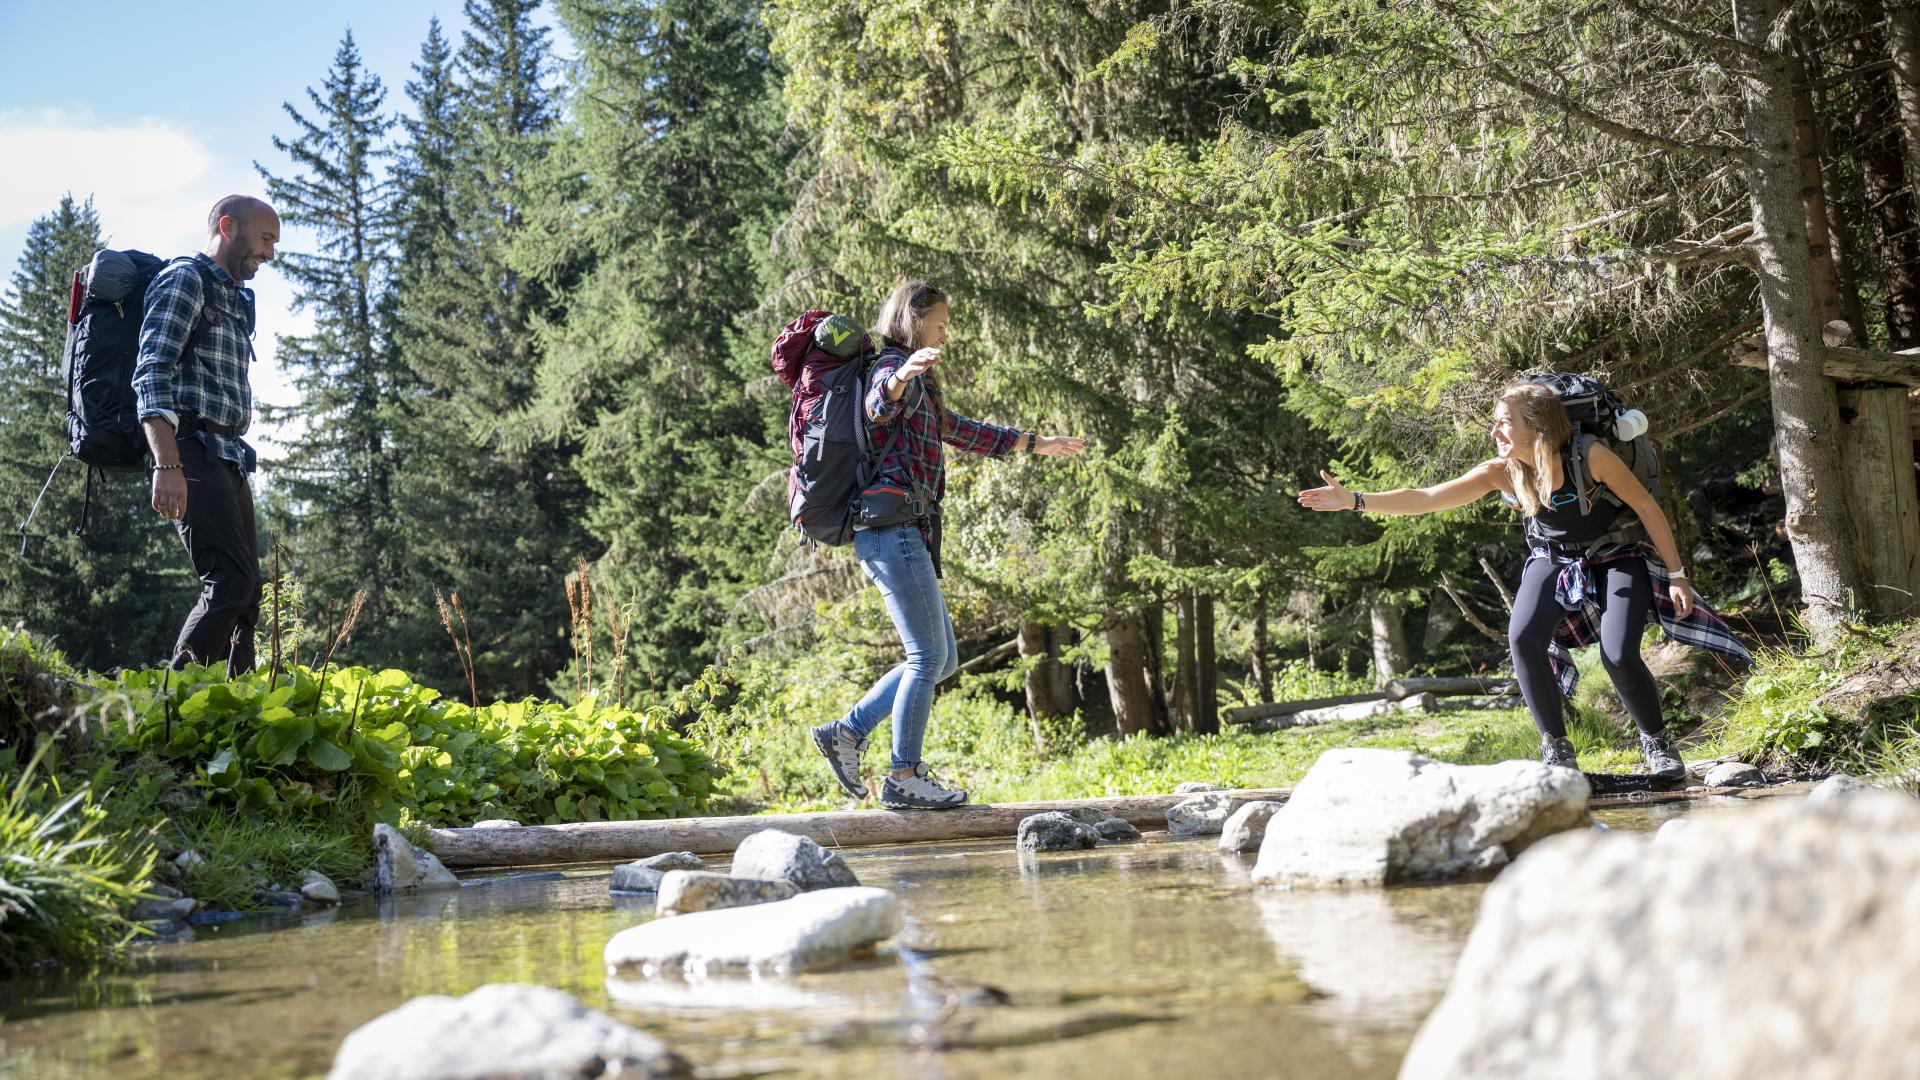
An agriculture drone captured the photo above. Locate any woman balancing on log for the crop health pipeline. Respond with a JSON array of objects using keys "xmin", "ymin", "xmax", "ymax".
[
  {"xmin": 809, "ymin": 281, "xmax": 1086, "ymax": 809},
  {"xmin": 1298, "ymin": 377, "xmax": 1751, "ymax": 779}
]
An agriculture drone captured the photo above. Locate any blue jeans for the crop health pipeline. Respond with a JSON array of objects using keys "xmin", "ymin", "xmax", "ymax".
[{"xmin": 840, "ymin": 524, "xmax": 957, "ymax": 770}]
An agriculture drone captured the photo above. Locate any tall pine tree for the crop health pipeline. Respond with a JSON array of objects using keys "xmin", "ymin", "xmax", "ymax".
[{"xmin": 0, "ymin": 196, "xmax": 190, "ymax": 668}]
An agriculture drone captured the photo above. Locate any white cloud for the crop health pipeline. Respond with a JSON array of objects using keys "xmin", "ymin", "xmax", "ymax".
[{"xmin": 0, "ymin": 108, "xmax": 311, "ymax": 451}]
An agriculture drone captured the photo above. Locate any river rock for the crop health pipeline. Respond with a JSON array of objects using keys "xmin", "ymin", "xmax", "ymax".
[
  {"xmin": 173, "ymin": 849, "xmax": 206, "ymax": 873},
  {"xmin": 1174, "ymin": 781, "xmax": 1224, "ymax": 794},
  {"xmin": 1703, "ymin": 760, "xmax": 1764, "ymax": 787},
  {"xmin": 1219, "ymin": 800, "xmax": 1284, "ymax": 853},
  {"xmin": 611, "ymin": 852, "xmax": 707, "ymax": 894},
  {"xmin": 327, "ymin": 983, "xmax": 689, "ymax": 1080},
  {"xmin": 141, "ymin": 880, "xmax": 184, "ymax": 901},
  {"xmin": 1167, "ymin": 792, "xmax": 1238, "ymax": 837},
  {"xmin": 1253, "ymin": 748, "xmax": 1590, "ymax": 887},
  {"xmin": 373, "ymin": 823, "xmax": 460, "ymax": 894},
  {"xmin": 1401, "ymin": 791, "xmax": 1920, "ymax": 1080},
  {"xmin": 470, "ymin": 818, "xmax": 523, "ymax": 829},
  {"xmin": 655, "ymin": 870, "xmax": 798, "ymax": 916},
  {"xmin": 301, "ymin": 870, "xmax": 341, "ymax": 905},
  {"xmin": 135, "ymin": 895, "xmax": 197, "ymax": 921},
  {"xmin": 729, "ymin": 830, "xmax": 858, "ymax": 891},
  {"xmin": 1806, "ymin": 773, "xmax": 1874, "ymax": 806},
  {"xmin": 605, "ymin": 886, "xmax": 903, "ymax": 977},
  {"xmin": 1063, "ymin": 806, "xmax": 1110, "ymax": 825},
  {"xmin": 1017, "ymin": 812, "xmax": 1099, "ymax": 852},
  {"xmin": 1654, "ymin": 817, "xmax": 1694, "ymax": 845},
  {"xmin": 1093, "ymin": 817, "xmax": 1141, "ymax": 842}
]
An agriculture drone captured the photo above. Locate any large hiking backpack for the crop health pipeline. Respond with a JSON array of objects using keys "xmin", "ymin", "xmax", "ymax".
[
  {"xmin": 1521, "ymin": 371, "xmax": 1661, "ymax": 539},
  {"xmin": 18, "ymin": 250, "xmax": 214, "ymax": 551},
  {"xmin": 772, "ymin": 310, "xmax": 903, "ymax": 545}
]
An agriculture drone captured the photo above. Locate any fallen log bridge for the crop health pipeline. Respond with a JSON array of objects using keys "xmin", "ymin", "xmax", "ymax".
[{"xmin": 428, "ymin": 788, "xmax": 1295, "ymax": 869}]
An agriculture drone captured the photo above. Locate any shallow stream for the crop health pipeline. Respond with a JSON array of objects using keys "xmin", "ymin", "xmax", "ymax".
[{"xmin": 0, "ymin": 796, "xmax": 1767, "ymax": 1079}]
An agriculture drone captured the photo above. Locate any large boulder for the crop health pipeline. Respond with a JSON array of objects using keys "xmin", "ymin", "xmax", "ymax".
[
  {"xmin": 605, "ymin": 886, "xmax": 902, "ymax": 977},
  {"xmin": 327, "ymin": 983, "xmax": 689, "ymax": 1079},
  {"xmin": 729, "ymin": 830, "xmax": 859, "ymax": 891},
  {"xmin": 1401, "ymin": 792, "xmax": 1920, "ymax": 1080},
  {"xmin": 1253, "ymin": 749, "xmax": 1589, "ymax": 887},
  {"xmin": 611, "ymin": 852, "xmax": 707, "ymax": 894},
  {"xmin": 655, "ymin": 870, "xmax": 798, "ymax": 917},
  {"xmin": 373, "ymin": 824, "xmax": 459, "ymax": 894},
  {"xmin": 1219, "ymin": 800, "xmax": 1284, "ymax": 854},
  {"xmin": 1017, "ymin": 812, "xmax": 1099, "ymax": 853},
  {"xmin": 1166, "ymin": 792, "xmax": 1237, "ymax": 837}
]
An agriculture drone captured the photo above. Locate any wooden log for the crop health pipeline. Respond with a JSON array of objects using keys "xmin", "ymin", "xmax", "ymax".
[
  {"xmin": 1223, "ymin": 693, "xmax": 1386, "ymax": 727},
  {"xmin": 1731, "ymin": 340, "xmax": 1920, "ymax": 387},
  {"xmin": 1384, "ymin": 676, "xmax": 1518, "ymax": 700},
  {"xmin": 425, "ymin": 788, "xmax": 1294, "ymax": 869},
  {"xmin": 1430, "ymin": 694, "xmax": 1526, "ymax": 711},
  {"xmin": 1265, "ymin": 693, "xmax": 1436, "ymax": 730}
]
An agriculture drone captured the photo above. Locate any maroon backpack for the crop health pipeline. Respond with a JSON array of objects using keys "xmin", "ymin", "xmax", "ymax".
[{"xmin": 771, "ymin": 311, "xmax": 901, "ymax": 544}]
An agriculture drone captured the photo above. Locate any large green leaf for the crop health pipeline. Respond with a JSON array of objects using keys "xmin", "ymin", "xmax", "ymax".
[{"xmin": 307, "ymin": 738, "xmax": 352, "ymax": 772}]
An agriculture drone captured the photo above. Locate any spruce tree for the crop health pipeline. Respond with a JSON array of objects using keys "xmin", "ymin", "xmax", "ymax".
[{"xmin": 0, "ymin": 196, "xmax": 190, "ymax": 668}]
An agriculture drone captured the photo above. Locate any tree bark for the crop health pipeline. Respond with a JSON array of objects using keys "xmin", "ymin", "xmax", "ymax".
[
  {"xmin": 1105, "ymin": 612, "xmax": 1156, "ymax": 737},
  {"xmin": 1017, "ymin": 618, "xmax": 1067, "ymax": 722},
  {"xmin": 1888, "ymin": 1, "xmax": 1920, "ymax": 204},
  {"xmin": 1787, "ymin": 46, "xmax": 1850, "ymax": 335},
  {"xmin": 1735, "ymin": 0, "xmax": 1870, "ymax": 637},
  {"xmin": 1251, "ymin": 586, "xmax": 1273, "ymax": 704},
  {"xmin": 1855, "ymin": 0, "xmax": 1920, "ymax": 350},
  {"xmin": 1047, "ymin": 624, "xmax": 1079, "ymax": 716},
  {"xmin": 1367, "ymin": 596, "xmax": 1411, "ymax": 689},
  {"xmin": 1141, "ymin": 603, "xmax": 1172, "ymax": 735},
  {"xmin": 1838, "ymin": 387, "xmax": 1920, "ymax": 617},
  {"xmin": 1172, "ymin": 591, "xmax": 1200, "ymax": 732},
  {"xmin": 1195, "ymin": 593, "xmax": 1219, "ymax": 735}
]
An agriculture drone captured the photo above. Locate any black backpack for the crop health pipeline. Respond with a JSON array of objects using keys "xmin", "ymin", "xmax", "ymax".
[
  {"xmin": 788, "ymin": 345, "xmax": 913, "ymax": 546},
  {"xmin": 1521, "ymin": 372, "xmax": 1661, "ymax": 534},
  {"xmin": 18, "ymin": 251, "xmax": 214, "ymax": 551}
]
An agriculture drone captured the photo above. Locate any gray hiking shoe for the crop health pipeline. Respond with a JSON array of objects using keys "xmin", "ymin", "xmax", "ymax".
[
  {"xmin": 1540, "ymin": 735, "xmax": 1579, "ymax": 771},
  {"xmin": 1639, "ymin": 730, "xmax": 1685, "ymax": 782},
  {"xmin": 880, "ymin": 762, "xmax": 968, "ymax": 810},
  {"xmin": 810, "ymin": 721, "xmax": 869, "ymax": 799}
]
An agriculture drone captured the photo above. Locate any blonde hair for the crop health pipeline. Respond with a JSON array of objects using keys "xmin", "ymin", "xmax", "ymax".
[
  {"xmin": 872, "ymin": 280, "xmax": 951, "ymax": 426},
  {"xmin": 1498, "ymin": 382, "xmax": 1574, "ymax": 516}
]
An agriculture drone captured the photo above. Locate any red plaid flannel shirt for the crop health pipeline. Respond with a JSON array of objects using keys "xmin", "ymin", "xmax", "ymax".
[{"xmin": 864, "ymin": 347, "xmax": 1021, "ymax": 546}]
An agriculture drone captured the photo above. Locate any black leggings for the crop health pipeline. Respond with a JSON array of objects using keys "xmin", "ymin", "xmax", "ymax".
[{"xmin": 1508, "ymin": 557, "xmax": 1664, "ymax": 740}]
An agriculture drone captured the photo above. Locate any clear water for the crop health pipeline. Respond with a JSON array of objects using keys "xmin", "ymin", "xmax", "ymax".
[{"xmin": 0, "ymin": 798, "xmax": 1760, "ymax": 1080}]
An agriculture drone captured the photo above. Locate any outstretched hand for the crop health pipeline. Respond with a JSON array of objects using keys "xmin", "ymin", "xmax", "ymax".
[
  {"xmin": 1297, "ymin": 470, "xmax": 1353, "ymax": 512},
  {"xmin": 1033, "ymin": 434, "xmax": 1085, "ymax": 457}
]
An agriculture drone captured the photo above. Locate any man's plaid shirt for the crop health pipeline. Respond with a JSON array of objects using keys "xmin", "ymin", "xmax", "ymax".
[
  {"xmin": 135, "ymin": 253, "xmax": 257, "ymax": 471},
  {"xmin": 863, "ymin": 347, "xmax": 1021, "ymax": 545}
]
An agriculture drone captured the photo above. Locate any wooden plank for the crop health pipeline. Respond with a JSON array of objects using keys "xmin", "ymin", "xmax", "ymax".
[
  {"xmin": 1731, "ymin": 343, "xmax": 1920, "ymax": 387},
  {"xmin": 426, "ymin": 788, "xmax": 1295, "ymax": 868},
  {"xmin": 1384, "ymin": 676, "xmax": 1518, "ymax": 699},
  {"xmin": 1223, "ymin": 693, "xmax": 1384, "ymax": 726}
]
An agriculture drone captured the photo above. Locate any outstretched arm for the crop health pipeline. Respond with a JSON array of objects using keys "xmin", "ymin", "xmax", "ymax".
[
  {"xmin": 1298, "ymin": 460, "xmax": 1507, "ymax": 516},
  {"xmin": 1588, "ymin": 443, "xmax": 1695, "ymax": 617}
]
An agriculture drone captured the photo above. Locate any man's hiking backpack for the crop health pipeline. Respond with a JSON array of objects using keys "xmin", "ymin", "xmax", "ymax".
[
  {"xmin": 1521, "ymin": 371, "xmax": 1661, "ymax": 538},
  {"xmin": 772, "ymin": 309, "xmax": 904, "ymax": 546},
  {"xmin": 17, "ymin": 250, "xmax": 214, "ymax": 551}
]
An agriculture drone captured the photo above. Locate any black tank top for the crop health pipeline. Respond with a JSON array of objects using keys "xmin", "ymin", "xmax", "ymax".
[{"xmin": 1527, "ymin": 438, "xmax": 1623, "ymax": 545}]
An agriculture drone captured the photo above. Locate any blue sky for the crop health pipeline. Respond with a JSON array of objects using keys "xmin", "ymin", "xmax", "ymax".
[{"xmin": 0, "ymin": 1, "xmax": 572, "ymax": 449}]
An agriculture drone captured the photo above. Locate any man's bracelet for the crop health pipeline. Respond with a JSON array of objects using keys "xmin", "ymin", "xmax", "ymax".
[
  {"xmin": 1353, "ymin": 491, "xmax": 1366, "ymax": 512},
  {"xmin": 152, "ymin": 463, "xmax": 183, "ymax": 472}
]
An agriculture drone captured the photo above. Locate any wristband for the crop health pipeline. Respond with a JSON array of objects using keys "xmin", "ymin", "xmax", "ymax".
[
  {"xmin": 1667, "ymin": 568, "xmax": 1688, "ymax": 581},
  {"xmin": 152, "ymin": 463, "xmax": 184, "ymax": 472},
  {"xmin": 1024, "ymin": 431, "xmax": 1039, "ymax": 453},
  {"xmin": 1353, "ymin": 491, "xmax": 1366, "ymax": 512}
]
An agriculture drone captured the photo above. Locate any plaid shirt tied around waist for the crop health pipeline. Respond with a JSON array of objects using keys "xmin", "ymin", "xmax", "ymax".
[
  {"xmin": 863, "ymin": 347, "xmax": 1021, "ymax": 549},
  {"xmin": 135, "ymin": 253, "xmax": 257, "ymax": 472},
  {"xmin": 1533, "ymin": 541, "xmax": 1754, "ymax": 699}
]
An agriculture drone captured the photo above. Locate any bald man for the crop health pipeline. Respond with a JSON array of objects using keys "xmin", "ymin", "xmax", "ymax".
[{"xmin": 133, "ymin": 194, "xmax": 279, "ymax": 670}]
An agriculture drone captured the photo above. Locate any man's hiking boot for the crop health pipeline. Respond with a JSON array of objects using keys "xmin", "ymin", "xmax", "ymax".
[
  {"xmin": 810, "ymin": 721, "xmax": 869, "ymax": 799},
  {"xmin": 1540, "ymin": 735, "xmax": 1579, "ymax": 771},
  {"xmin": 880, "ymin": 762, "xmax": 968, "ymax": 810},
  {"xmin": 1639, "ymin": 730, "xmax": 1686, "ymax": 782}
]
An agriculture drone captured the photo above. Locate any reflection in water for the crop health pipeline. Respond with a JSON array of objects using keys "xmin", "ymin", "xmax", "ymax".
[{"xmin": 0, "ymin": 803, "xmax": 1741, "ymax": 1080}]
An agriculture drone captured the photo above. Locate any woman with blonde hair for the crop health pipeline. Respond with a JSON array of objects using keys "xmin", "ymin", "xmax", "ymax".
[
  {"xmin": 811, "ymin": 280, "xmax": 1086, "ymax": 808},
  {"xmin": 1298, "ymin": 380, "xmax": 1749, "ymax": 778}
]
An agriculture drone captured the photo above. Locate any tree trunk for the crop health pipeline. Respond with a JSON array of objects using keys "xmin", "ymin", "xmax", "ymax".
[
  {"xmin": 1838, "ymin": 387, "xmax": 1920, "ymax": 617},
  {"xmin": 1195, "ymin": 593, "xmax": 1219, "ymax": 735},
  {"xmin": 1018, "ymin": 618, "xmax": 1066, "ymax": 722},
  {"xmin": 1105, "ymin": 612, "xmax": 1156, "ymax": 738},
  {"xmin": 1856, "ymin": 1, "xmax": 1920, "ymax": 350},
  {"xmin": 1367, "ymin": 596, "xmax": 1411, "ymax": 689},
  {"xmin": 1047, "ymin": 624, "xmax": 1079, "ymax": 716},
  {"xmin": 1421, "ymin": 587, "xmax": 1461, "ymax": 653},
  {"xmin": 1888, "ymin": 1, "xmax": 1920, "ymax": 201},
  {"xmin": 1787, "ymin": 47, "xmax": 1850, "ymax": 335},
  {"xmin": 1142, "ymin": 603, "xmax": 1172, "ymax": 735},
  {"xmin": 1172, "ymin": 591, "xmax": 1200, "ymax": 732},
  {"xmin": 1251, "ymin": 587, "xmax": 1273, "ymax": 704},
  {"xmin": 1735, "ymin": 0, "xmax": 1869, "ymax": 638},
  {"xmin": 1800, "ymin": 36, "xmax": 1871, "ymax": 339}
]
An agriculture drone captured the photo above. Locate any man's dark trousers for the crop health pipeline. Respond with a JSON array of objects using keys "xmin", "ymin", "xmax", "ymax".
[{"xmin": 171, "ymin": 435, "xmax": 260, "ymax": 670}]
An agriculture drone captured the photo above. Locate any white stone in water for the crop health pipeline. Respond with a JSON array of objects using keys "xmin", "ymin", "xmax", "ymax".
[
  {"xmin": 373, "ymin": 824, "xmax": 459, "ymax": 894},
  {"xmin": 1253, "ymin": 748, "xmax": 1590, "ymax": 888},
  {"xmin": 1167, "ymin": 793, "xmax": 1238, "ymax": 836},
  {"xmin": 1703, "ymin": 760, "xmax": 1764, "ymax": 788},
  {"xmin": 1654, "ymin": 817, "xmax": 1694, "ymax": 845},
  {"xmin": 606, "ymin": 886, "xmax": 902, "ymax": 977},
  {"xmin": 1805, "ymin": 773, "xmax": 1875, "ymax": 806},
  {"xmin": 1219, "ymin": 800, "xmax": 1284, "ymax": 853},
  {"xmin": 729, "ymin": 830, "xmax": 859, "ymax": 891},
  {"xmin": 611, "ymin": 852, "xmax": 707, "ymax": 893},
  {"xmin": 1400, "ymin": 791, "xmax": 1920, "ymax": 1079},
  {"xmin": 327, "ymin": 983, "xmax": 689, "ymax": 1080},
  {"xmin": 655, "ymin": 870, "xmax": 797, "ymax": 916},
  {"xmin": 1174, "ymin": 781, "xmax": 1224, "ymax": 794},
  {"xmin": 300, "ymin": 869, "xmax": 341, "ymax": 905}
]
